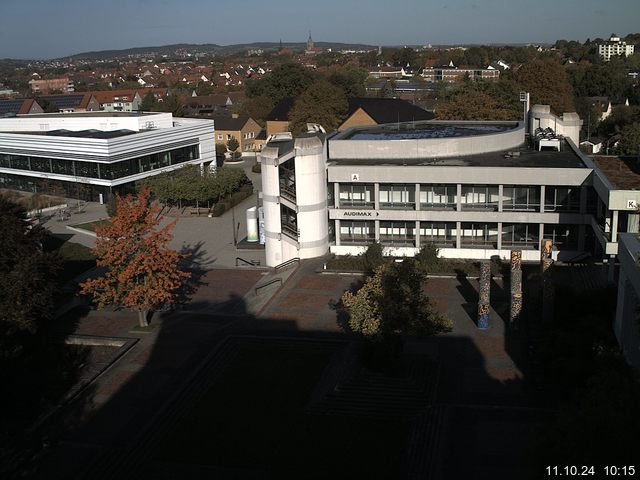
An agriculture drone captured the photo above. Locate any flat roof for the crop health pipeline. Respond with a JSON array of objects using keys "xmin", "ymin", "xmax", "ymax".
[
  {"xmin": 593, "ymin": 155, "xmax": 640, "ymax": 190},
  {"xmin": 18, "ymin": 129, "xmax": 139, "ymax": 139},
  {"xmin": 343, "ymin": 123, "xmax": 514, "ymax": 140},
  {"xmin": 330, "ymin": 139, "xmax": 586, "ymax": 169},
  {"xmin": 15, "ymin": 111, "xmax": 161, "ymax": 119}
]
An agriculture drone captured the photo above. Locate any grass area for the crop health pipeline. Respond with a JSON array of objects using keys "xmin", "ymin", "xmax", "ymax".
[
  {"xmin": 155, "ymin": 342, "xmax": 408, "ymax": 478},
  {"xmin": 43, "ymin": 234, "xmax": 96, "ymax": 284},
  {"xmin": 72, "ymin": 219, "xmax": 110, "ymax": 233}
]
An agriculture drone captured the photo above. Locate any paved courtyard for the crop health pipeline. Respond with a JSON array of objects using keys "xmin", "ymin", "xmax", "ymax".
[{"xmin": 31, "ymin": 249, "xmax": 542, "ymax": 479}]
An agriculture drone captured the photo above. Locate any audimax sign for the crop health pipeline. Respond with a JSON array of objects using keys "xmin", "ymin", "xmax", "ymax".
[{"xmin": 342, "ymin": 211, "xmax": 380, "ymax": 217}]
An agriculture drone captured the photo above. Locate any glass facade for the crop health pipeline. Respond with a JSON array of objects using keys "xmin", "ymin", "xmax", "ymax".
[
  {"xmin": 503, "ymin": 186, "xmax": 540, "ymax": 211},
  {"xmin": 339, "ymin": 183, "xmax": 374, "ymax": 208},
  {"xmin": 420, "ymin": 184, "xmax": 456, "ymax": 209},
  {"xmin": 379, "ymin": 184, "xmax": 415, "ymax": 209},
  {"xmin": 544, "ymin": 224, "xmax": 579, "ymax": 250},
  {"xmin": 420, "ymin": 222, "xmax": 456, "ymax": 247},
  {"xmin": 502, "ymin": 223, "xmax": 539, "ymax": 249},
  {"xmin": 0, "ymin": 145, "xmax": 198, "ymax": 181},
  {"xmin": 544, "ymin": 186, "xmax": 580, "ymax": 212},
  {"xmin": 461, "ymin": 223, "xmax": 499, "ymax": 248},
  {"xmin": 379, "ymin": 221, "xmax": 415, "ymax": 246},
  {"xmin": 461, "ymin": 185, "xmax": 499, "ymax": 210},
  {"xmin": 340, "ymin": 220, "xmax": 375, "ymax": 244},
  {"xmin": 0, "ymin": 172, "xmax": 111, "ymax": 202}
]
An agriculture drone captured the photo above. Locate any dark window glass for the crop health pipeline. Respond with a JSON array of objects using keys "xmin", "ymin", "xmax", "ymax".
[
  {"xmin": 74, "ymin": 161, "xmax": 99, "ymax": 178},
  {"xmin": 30, "ymin": 157, "xmax": 52, "ymax": 173}
]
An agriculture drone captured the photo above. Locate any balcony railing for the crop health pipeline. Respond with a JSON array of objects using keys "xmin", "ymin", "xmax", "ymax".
[
  {"xmin": 282, "ymin": 222, "xmax": 299, "ymax": 239},
  {"xmin": 280, "ymin": 185, "xmax": 296, "ymax": 202}
]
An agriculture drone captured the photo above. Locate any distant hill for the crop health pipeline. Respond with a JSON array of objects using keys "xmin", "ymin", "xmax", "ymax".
[{"xmin": 63, "ymin": 42, "xmax": 378, "ymax": 60}]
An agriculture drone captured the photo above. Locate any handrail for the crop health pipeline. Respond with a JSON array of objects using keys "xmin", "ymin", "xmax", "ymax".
[
  {"xmin": 254, "ymin": 277, "xmax": 282, "ymax": 295},
  {"xmin": 236, "ymin": 257, "xmax": 260, "ymax": 267},
  {"xmin": 274, "ymin": 257, "xmax": 300, "ymax": 272}
]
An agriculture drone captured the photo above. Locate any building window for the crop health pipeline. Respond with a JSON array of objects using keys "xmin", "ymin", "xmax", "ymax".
[
  {"xmin": 544, "ymin": 224, "xmax": 578, "ymax": 250},
  {"xmin": 544, "ymin": 186, "xmax": 580, "ymax": 212},
  {"xmin": 503, "ymin": 186, "xmax": 540, "ymax": 211},
  {"xmin": 461, "ymin": 222, "xmax": 499, "ymax": 248},
  {"xmin": 339, "ymin": 183, "xmax": 374, "ymax": 208},
  {"xmin": 226, "ymin": 134, "xmax": 232, "ymax": 140},
  {"xmin": 281, "ymin": 205, "xmax": 298, "ymax": 239},
  {"xmin": 379, "ymin": 184, "xmax": 415, "ymax": 209},
  {"xmin": 420, "ymin": 184, "xmax": 456, "ymax": 209},
  {"xmin": 340, "ymin": 220, "xmax": 375, "ymax": 245},
  {"xmin": 461, "ymin": 185, "xmax": 499, "ymax": 210},
  {"xmin": 379, "ymin": 221, "xmax": 415, "ymax": 246},
  {"xmin": 502, "ymin": 223, "xmax": 539, "ymax": 249},
  {"xmin": 217, "ymin": 134, "xmax": 223, "ymax": 140},
  {"xmin": 420, "ymin": 222, "xmax": 456, "ymax": 247}
]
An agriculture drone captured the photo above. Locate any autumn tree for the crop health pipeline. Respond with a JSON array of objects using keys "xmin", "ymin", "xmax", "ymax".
[
  {"xmin": 437, "ymin": 90, "xmax": 519, "ymax": 121},
  {"xmin": 515, "ymin": 59, "xmax": 576, "ymax": 113},
  {"xmin": 341, "ymin": 259, "xmax": 451, "ymax": 362},
  {"xmin": 80, "ymin": 188, "xmax": 190, "ymax": 327},
  {"xmin": 288, "ymin": 79, "xmax": 348, "ymax": 134}
]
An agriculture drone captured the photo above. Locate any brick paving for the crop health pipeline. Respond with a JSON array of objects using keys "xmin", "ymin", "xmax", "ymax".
[{"xmin": 32, "ymin": 257, "xmax": 542, "ymax": 479}]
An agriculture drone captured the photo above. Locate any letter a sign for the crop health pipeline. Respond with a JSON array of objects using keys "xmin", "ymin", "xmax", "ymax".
[{"xmin": 351, "ymin": 173, "xmax": 359, "ymax": 182}]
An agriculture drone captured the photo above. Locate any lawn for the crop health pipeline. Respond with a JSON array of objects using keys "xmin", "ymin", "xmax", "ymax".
[
  {"xmin": 73, "ymin": 219, "xmax": 110, "ymax": 233},
  {"xmin": 43, "ymin": 234, "xmax": 96, "ymax": 284},
  {"xmin": 154, "ymin": 341, "xmax": 409, "ymax": 479}
]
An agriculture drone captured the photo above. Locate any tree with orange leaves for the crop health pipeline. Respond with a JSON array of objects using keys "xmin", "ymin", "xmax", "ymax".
[{"xmin": 80, "ymin": 187, "xmax": 190, "ymax": 327}]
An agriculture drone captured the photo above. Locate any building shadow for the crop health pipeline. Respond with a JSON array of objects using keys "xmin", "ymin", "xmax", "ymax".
[{"xmin": 19, "ymin": 266, "xmax": 552, "ymax": 480}]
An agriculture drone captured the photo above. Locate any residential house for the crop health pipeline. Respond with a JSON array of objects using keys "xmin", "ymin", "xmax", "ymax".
[
  {"xmin": 265, "ymin": 97, "xmax": 435, "ymax": 136},
  {"xmin": 210, "ymin": 114, "xmax": 262, "ymax": 152},
  {"xmin": 92, "ymin": 90, "xmax": 143, "ymax": 112},
  {"xmin": 37, "ymin": 93, "xmax": 100, "ymax": 113},
  {"xmin": 0, "ymin": 98, "xmax": 44, "ymax": 116},
  {"xmin": 183, "ymin": 93, "xmax": 245, "ymax": 117},
  {"xmin": 338, "ymin": 98, "xmax": 435, "ymax": 131}
]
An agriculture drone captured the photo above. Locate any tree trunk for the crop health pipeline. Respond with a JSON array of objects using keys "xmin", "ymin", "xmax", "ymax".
[{"xmin": 138, "ymin": 308, "xmax": 150, "ymax": 327}]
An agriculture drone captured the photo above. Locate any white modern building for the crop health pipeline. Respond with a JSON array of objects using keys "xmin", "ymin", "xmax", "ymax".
[
  {"xmin": 258, "ymin": 106, "xmax": 640, "ymax": 270},
  {"xmin": 0, "ymin": 111, "xmax": 215, "ymax": 202},
  {"xmin": 598, "ymin": 34, "xmax": 635, "ymax": 61}
]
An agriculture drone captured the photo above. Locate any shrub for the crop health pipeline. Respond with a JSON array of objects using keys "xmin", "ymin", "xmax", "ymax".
[
  {"xmin": 251, "ymin": 163, "xmax": 261, "ymax": 174},
  {"xmin": 106, "ymin": 195, "xmax": 117, "ymax": 217},
  {"xmin": 363, "ymin": 242, "xmax": 384, "ymax": 273},
  {"xmin": 415, "ymin": 243, "xmax": 439, "ymax": 272}
]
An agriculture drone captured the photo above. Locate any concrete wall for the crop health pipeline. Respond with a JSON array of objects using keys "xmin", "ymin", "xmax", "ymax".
[
  {"xmin": 294, "ymin": 136, "xmax": 329, "ymax": 259},
  {"xmin": 530, "ymin": 105, "xmax": 582, "ymax": 146},
  {"xmin": 615, "ymin": 233, "xmax": 640, "ymax": 368},
  {"xmin": 0, "ymin": 112, "xmax": 174, "ymax": 132},
  {"xmin": 328, "ymin": 165, "xmax": 591, "ymax": 186}
]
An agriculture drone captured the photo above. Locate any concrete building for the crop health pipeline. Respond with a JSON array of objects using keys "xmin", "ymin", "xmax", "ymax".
[
  {"xmin": 598, "ymin": 34, "xmax": 635, "ymax": 61},
  {"xmin": 257, "ymin": 105, "xmax": 640, "ymax": 271},
  {"xmin": 0, "ymin": 111, "xmax": 215, "ymax": 202},
  {"xmin": 29, "ymin": 77, "xmax": 74, "ymax": 94}
]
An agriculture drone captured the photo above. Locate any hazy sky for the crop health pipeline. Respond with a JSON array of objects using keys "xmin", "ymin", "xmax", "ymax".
[{"xmin": 1, "ymin": 0, "xmax": 638, "ymax": 59}]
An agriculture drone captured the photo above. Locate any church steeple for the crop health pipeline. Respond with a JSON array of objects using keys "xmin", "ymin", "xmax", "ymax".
[{"xmin": 307, "ymin": 31, "xmax": 314, "ymax": 51}]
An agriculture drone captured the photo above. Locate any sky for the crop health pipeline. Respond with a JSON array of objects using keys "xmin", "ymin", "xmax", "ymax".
[{"xmin": 1, "ymin": 0, "xmax": 638, "ymax": 59}]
